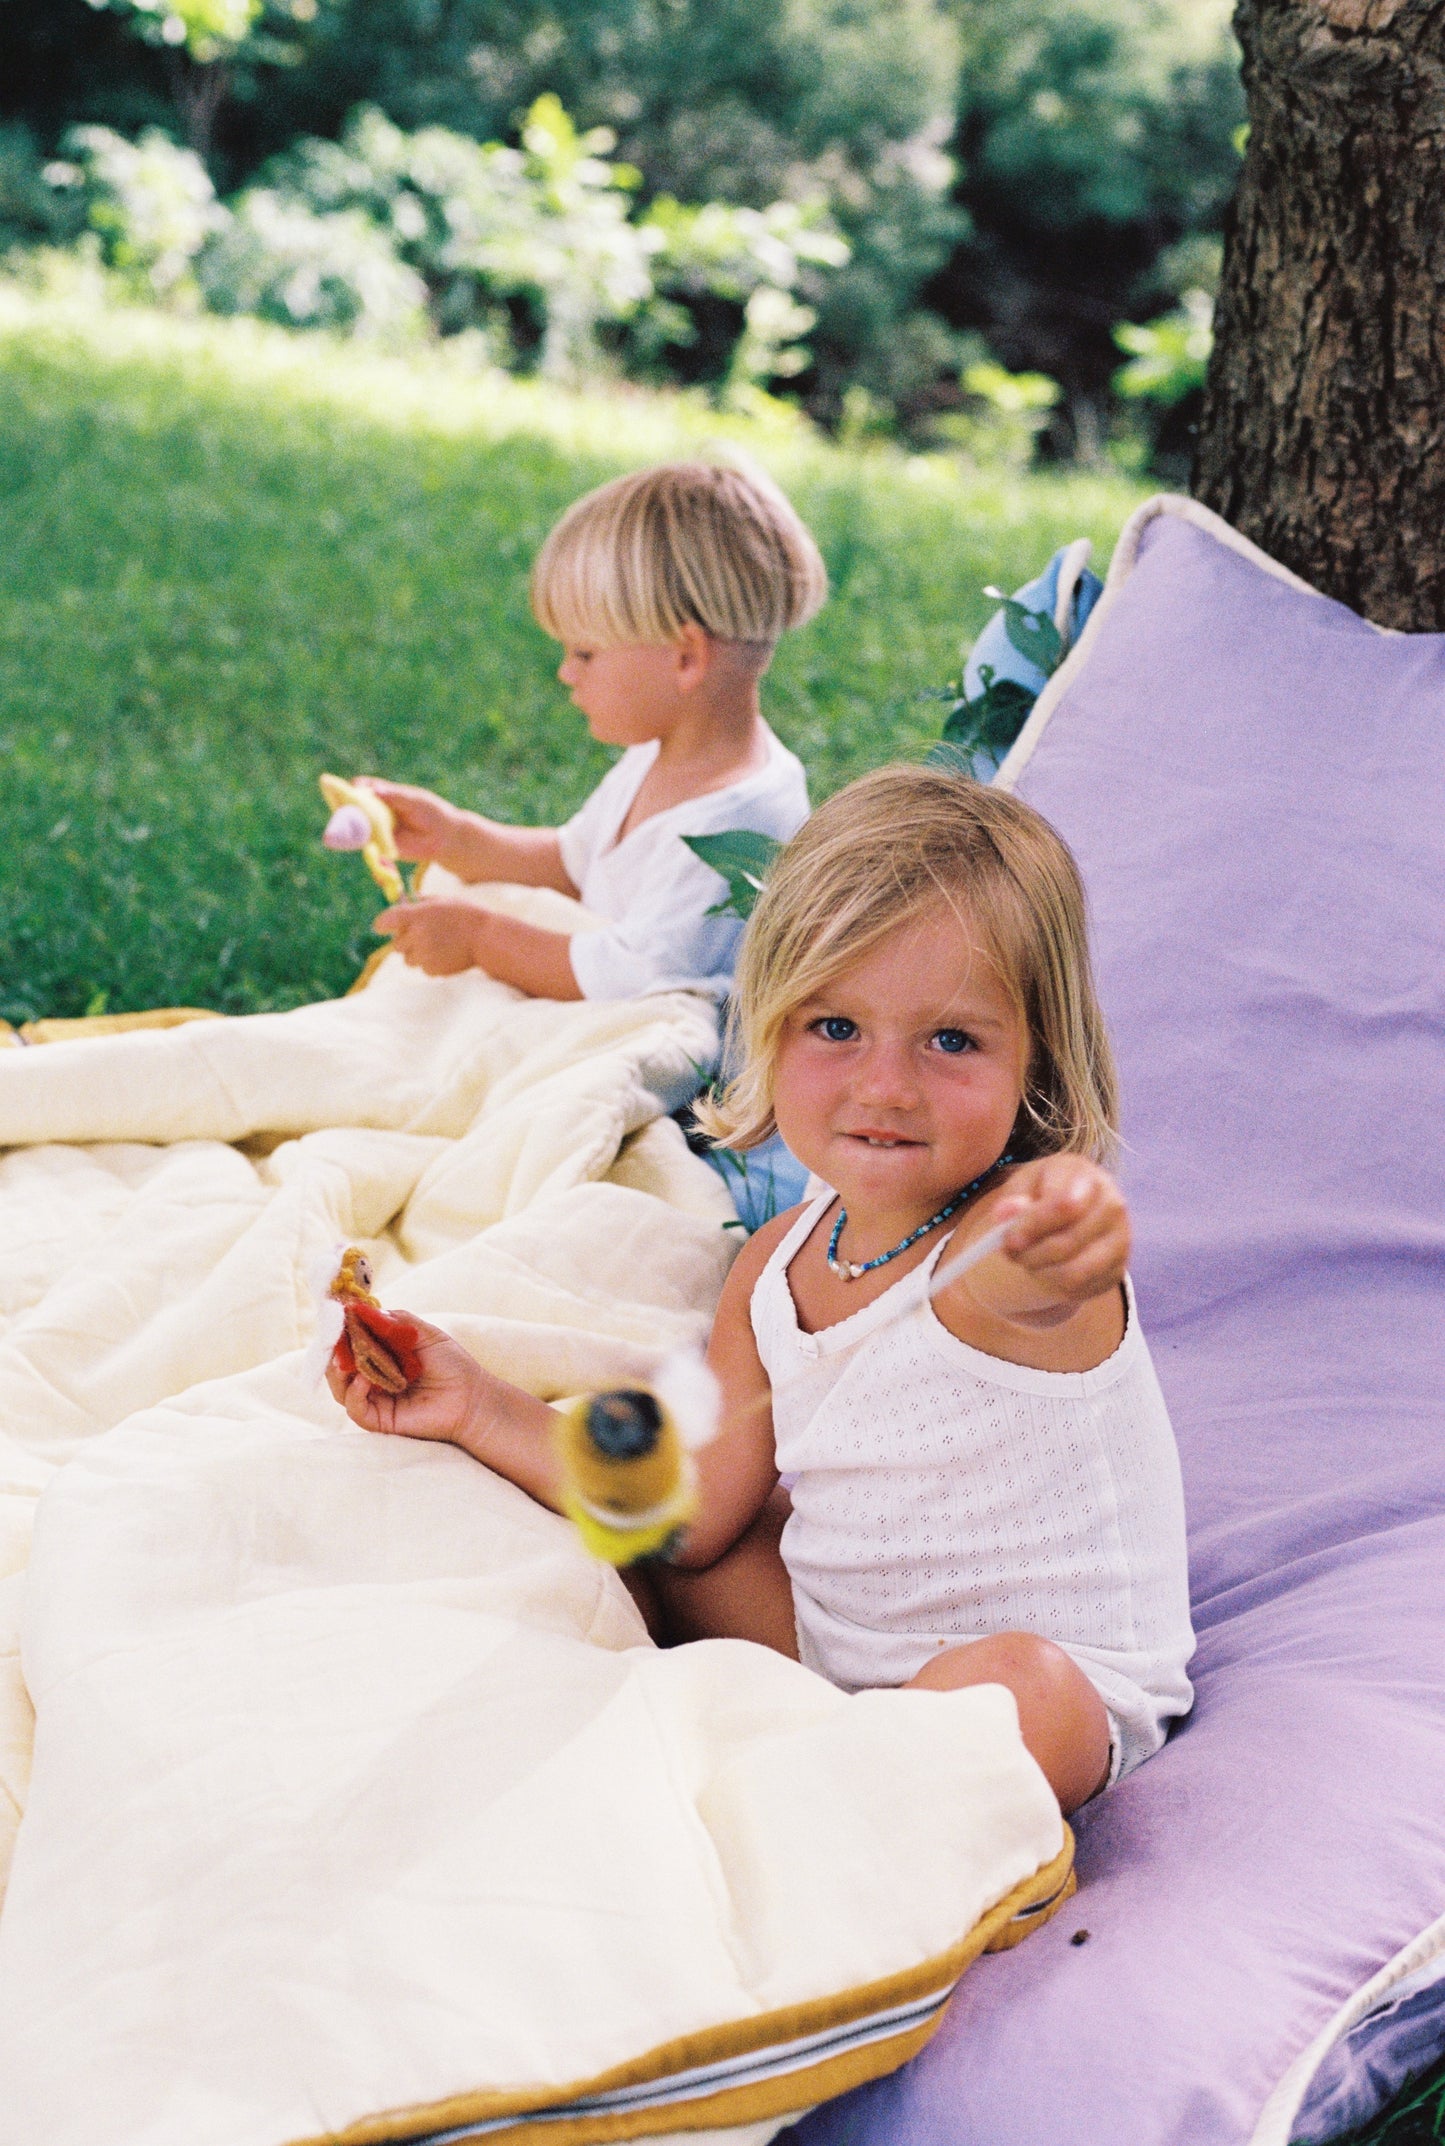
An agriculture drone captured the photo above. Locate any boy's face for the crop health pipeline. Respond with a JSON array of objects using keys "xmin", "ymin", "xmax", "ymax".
[{"xmin": 556, "ymin": 635, "xmax": 706, "ymax": 746}]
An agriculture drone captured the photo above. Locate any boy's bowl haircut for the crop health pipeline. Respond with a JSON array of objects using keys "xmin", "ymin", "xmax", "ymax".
[{"xmin": 530, "ymin": 458, "xmax": 828, "ymax": 652}]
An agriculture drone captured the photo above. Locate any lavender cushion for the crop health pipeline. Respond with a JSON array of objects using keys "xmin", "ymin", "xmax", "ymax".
[{"xmin": 784, "ymin": 498, "xmax": 1445, "ymax": 2146}]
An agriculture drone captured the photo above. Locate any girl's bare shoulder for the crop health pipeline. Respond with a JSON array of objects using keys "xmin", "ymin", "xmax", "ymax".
[{"xmin": 717, "ymin": 1202, "xmax": 810, "ymax": 1303}]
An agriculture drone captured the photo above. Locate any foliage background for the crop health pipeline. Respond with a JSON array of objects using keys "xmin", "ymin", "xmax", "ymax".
[{"xmin": 0, "ymin": 0, "xmax": 1243, "ymax": 453}]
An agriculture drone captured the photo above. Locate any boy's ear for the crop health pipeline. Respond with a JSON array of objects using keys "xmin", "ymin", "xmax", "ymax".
[{"xmin": 673, "ymin": 620, "xmax": 717, "ymax": 689}]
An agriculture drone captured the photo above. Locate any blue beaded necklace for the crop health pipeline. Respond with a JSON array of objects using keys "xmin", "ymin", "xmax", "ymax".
[{"xmin": 826, "ymin": 1153, "xmax": 1014, "ymax": 1281}]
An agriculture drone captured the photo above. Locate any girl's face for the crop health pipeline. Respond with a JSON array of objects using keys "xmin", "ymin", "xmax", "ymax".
[
  {"xmin": 771, "ymin": 902, "xmax": 1028, "ymax": 1224},
  {"xmin": 556, "ymin": 635, "xmax": 701, "ymax": 746}
]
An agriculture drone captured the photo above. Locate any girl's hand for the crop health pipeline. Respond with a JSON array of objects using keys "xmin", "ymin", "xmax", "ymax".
[
  {"xmin": 992, "ymin": 1155, "xmax": 1131, "ymax": 1307},
  {"xmin": 374, "ymin": 897, "xmax": 489, "ymax": 975},
  {"xmin": 327, "ymin": 1315, "xmax": 487, "ymax": 1446},
  {"xmin": 356, "ymin": 778, "xmax": 467, "ymax": 866}
]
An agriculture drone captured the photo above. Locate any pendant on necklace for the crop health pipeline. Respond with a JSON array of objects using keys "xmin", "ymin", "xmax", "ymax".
[{"xmin": 825, "ymin": 1154, "xmax": 1012, "ymax": 1282}]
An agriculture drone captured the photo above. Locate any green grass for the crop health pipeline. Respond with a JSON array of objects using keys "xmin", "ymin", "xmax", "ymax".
[{"xmin": 0, "ymin": 282, "xmax": 1147, "ymax": 1019}]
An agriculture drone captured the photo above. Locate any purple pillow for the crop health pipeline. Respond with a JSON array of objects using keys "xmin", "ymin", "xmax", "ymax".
[{"xmin": 783, "ymin": 497, "xmax": 1445, "ymax": 2146}]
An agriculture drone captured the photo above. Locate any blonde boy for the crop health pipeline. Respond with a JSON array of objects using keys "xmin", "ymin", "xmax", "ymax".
[{"xmin": 365, "ymin": 461, "xmax": 825, "ymax": 1002}]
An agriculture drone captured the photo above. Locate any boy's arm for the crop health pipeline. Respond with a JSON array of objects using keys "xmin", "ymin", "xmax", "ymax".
[
  {"xmin": 359, "ymin": 779, "xmax": 579, "ymax": 894},
  {"xmin": 666, "ymin": 1212, "xmax": 791, "ymax": 1570},
  {"xmin": 373, "ymin": 901, "xmax": 584, "ymax": 998}
]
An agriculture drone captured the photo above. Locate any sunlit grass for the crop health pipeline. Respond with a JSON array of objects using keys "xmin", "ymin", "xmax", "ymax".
[{"xmin": 0, "ymin": 284, "xmax": 1148, "ymax": 1018}]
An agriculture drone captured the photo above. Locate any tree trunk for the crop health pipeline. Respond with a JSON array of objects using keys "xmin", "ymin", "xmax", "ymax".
[
  {"xmin": 1193, "ymin": 0, "xmax": 1445, "ymax": 629},
  {"xmin": 167, "ymin": 52, "xmax": 230, "ymax": 165}
]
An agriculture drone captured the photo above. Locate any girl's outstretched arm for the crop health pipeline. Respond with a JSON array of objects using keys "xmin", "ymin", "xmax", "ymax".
[
  {"xmin": 327, "ymin": 1316, "xmax": 565, "ymax": 1511},
  {"xmin": 665, "ymin": 1209, "xmax": 793, "ymax": 1570},
  {"xmin": 934, "ymin": 1156, "xmax": 1131, "ymax": 1369}
]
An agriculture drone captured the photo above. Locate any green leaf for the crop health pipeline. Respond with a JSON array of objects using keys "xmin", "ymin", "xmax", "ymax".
[
  {"xmin": 997, "ymin": 598, "xmax": 1062, "ymax": 675},
  {"xmin": 939, "ymin": 673, "xmax": 1037, "ymax": 757},
  {"xmin": 684, "ymin": 829, "xmax": 782, "ymax": 920}
]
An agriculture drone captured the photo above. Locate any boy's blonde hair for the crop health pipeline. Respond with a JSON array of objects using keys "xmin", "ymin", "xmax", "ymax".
[
  {"xmin": 697, "ymin": 763, "xmax": 1119, "ymax": 1165},
  {"xmin": 530, "ymin": 459, "xmax": 827, "ymax": 653}
]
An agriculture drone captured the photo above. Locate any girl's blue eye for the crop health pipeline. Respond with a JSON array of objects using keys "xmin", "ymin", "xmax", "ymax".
[
  {"xmin": 819, "ymin": 1016, "xmax": 857, "ymax": 1043},
  {"xmin": 933, "ymin": 1028, "xmax": 975, "ymax": 1055}
]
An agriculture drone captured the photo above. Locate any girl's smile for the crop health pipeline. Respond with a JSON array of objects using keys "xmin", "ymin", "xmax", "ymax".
[{"xmin": 771, "ymin": 903, "xmax": 1026, "ymax": 1254}]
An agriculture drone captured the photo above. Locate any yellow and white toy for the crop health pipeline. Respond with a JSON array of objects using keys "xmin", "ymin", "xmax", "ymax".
[
  {"xmin": 319, "ymin": 772, "xmax": 406, "ymax": 905},
  {"xmin": 555, "ymin": 1352, "xmax": 719, "ymax": 1566}
]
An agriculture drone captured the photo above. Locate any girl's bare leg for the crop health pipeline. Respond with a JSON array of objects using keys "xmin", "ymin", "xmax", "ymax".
[
  {"xmin": 649, "ymin": 1485, "xmax": 800, "ymax": 1657},
  {"xmin": 909, "ymin": 1632, "xmax": 1112, "ymax": 1814}
]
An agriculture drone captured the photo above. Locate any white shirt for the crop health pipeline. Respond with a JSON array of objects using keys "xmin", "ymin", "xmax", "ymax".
[
  {"xmin": 751, "ymin": 1197, "xmax": 1196, "ymax": 1782},
  {"xmin": 556, "ymin": 729, "xmax": 810, "ymax": 1002}
]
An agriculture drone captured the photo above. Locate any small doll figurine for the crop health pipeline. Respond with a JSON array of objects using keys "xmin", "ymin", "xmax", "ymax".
[
  {"xmin": 305, "ymin": 1244, "xmax": 424, "ymax": 1396},
  {"xmin": 319, "ymin": 773, "xmax": 406, "ymax": 905}
]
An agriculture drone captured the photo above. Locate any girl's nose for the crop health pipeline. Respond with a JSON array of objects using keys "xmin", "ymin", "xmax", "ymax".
[{"xmin": 853, "ymin": 1041, "xmax": 918, "ymax": 1109}]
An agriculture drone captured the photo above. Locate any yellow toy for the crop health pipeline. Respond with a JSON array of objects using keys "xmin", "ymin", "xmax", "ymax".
[
  {"xmin": 555, "ymin": 1353, "xmax": 718, "ymax": 1566},
  {"xmin": 554, "ymin": 1224, "xmax": 1013, "ymax": 1568},
  {"xmin": 319, "ymin": 773, "xmax": 406, "ymax": 905}
]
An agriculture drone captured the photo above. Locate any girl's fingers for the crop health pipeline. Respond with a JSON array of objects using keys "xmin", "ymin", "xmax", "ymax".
[
  {"xmin": 1003, "ymin": 1187, "xmax": 1099, "ymax": 1254},
  {"xmin": 1009, "ymin": 1194, "xmax": 1125, "ymax": 1255},
  {"xmin": 994, "ymin": 1165, "xmax": 1129, "ymax": 1301},
  {"xmin": 1013, "ymin": 1215, "xmax": 1128, "ymax": 1279}
]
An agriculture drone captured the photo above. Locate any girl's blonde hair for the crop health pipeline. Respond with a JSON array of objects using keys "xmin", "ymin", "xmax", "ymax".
[
  {"xmin": 530, "ymin": 459, "xmax": 827, "ymax": 653},
  {"xmin": 697, "ymin": 763, "xmax": 1119, "ymax": 1165}
]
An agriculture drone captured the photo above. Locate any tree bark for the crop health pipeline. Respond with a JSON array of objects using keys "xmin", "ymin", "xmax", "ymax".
[
  {"xmin": 1194, "ymin": 0, "xmax": 1445, "ymax": 628},
  {"xmin": 167, "ymin": 52, "xmax": 230, "ymax": 165}
]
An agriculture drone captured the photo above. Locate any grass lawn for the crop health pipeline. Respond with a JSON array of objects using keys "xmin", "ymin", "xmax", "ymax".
[{"xmin": 0, "ymin": 282, "xmax": 1147, "ymax": 1019}]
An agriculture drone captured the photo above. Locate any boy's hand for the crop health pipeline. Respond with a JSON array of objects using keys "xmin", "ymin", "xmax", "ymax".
[
  {"xmin": 991, "ymin": 1155, "xmax": 1130, "ymax": 1307},
  {"xmin": 374, "ymin": 897, "xmax": 489, "ymax": 975},
  {"xmin": 356, "ymin": 778, "xmax": 467, "ymax": 867},
  {"xmin": 326, "ymin": 1314, "xmax": 486, "ymax": 1446}
]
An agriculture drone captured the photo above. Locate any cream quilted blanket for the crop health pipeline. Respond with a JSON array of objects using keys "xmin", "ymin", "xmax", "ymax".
[{"xmin": 0, "ymin": 894, "xmax": 1067, "ymax": 2146}]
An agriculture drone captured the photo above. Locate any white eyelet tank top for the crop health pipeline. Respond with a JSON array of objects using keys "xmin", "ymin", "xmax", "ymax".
[{"xmin": 751, "ymin": 1196, "xmax": 1195, "ymax": 1782}]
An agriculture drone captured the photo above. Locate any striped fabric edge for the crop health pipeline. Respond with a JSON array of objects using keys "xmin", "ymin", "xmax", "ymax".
[{"xmin": 289, "ymin": 1832, "xmax": 1075, "ymax": 2146}]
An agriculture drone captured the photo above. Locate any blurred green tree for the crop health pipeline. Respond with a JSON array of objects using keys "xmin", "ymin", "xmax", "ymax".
[
  {"xmin": 0, "ymin": 0, "xmax": 964, "ymax": 412},
  {"xmin": 77, "ymin": 0, "xmax": 340, "ymax": 159},
  {"xmin": 936, "ymin": 0, "xmax": 1244, "ymax": 448},
  {"xmin": 258, "ymin": 0, "xmax": 966, "ymax": 413},
  {"xmin": 0, "ymin": 0, "xmax": 1245, "ymax": 435}
]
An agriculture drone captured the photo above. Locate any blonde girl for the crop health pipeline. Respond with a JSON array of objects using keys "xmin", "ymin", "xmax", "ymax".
[
  {"xmin": 358, "ymin": 459, "xmax": 824, "ymax": 1003},
  {"xmin": 329, "ymin": 765, "xmax": 1195, "ymax": 1815}
]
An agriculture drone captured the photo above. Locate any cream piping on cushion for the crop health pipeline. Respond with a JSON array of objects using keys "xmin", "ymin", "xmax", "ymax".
[{"xmin": 993, "ymin": 492, "xmax": 1390, "ymax": 797}]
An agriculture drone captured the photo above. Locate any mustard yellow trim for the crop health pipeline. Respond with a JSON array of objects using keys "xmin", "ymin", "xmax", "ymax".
[
  {"xmin": 0, "ymin": 1018, "xmax": 20, "ymax": 1048},
  {"xmin": 435, "ymin": 2015, "xmax": 946, "ymax": 2146},
  {"xmin": 291, "ymin": 1831, "xmax": 1075, "ymax": 2146},
  {"xmin": 983, "ymin": 1860, "xmax": 1075, "ymax": 1951},
  {"xmin": 18, "ymin": 1006, "xmax": 223, "ymax": 1044}
]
